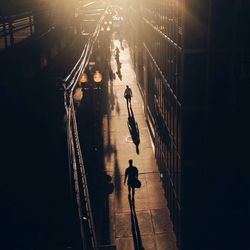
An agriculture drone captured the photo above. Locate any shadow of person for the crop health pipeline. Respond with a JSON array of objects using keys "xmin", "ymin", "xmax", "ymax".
[
  {"xmin": 116, "ymin": 99, "xmax": 120, "ymax": 115},
  {"xmin": 116, "ymin": 60, "xmax": 122, "ymax": 81},
  {"xmin": 127, "ymin": 105, "xmax": 140, "ymax": 154},
  {"xmin": 129, "ymin": 196, "xmax": 145, "ymax": 250},
  {"xmin": 92, "ymin": 171, "xmax": 114, "ymax": 245},
  {"xmin": 116, "ymin": 68, "xmax": 122, "ymax": 81},
  {"xmin": 109, "ymin": 78, "xmax": 115, "ymax": 112},
  {"xmin": 114, "ymin": 148, "xmax": 122, "ymax": 201},
  {"xmin": 117, "ymin": 61, "xmax": 122, "ymax": 71}
]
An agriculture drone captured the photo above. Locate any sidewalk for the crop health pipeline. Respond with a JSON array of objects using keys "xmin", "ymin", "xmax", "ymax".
[{"xmin": 102, "ymin": 39, "xmax": 179, "ymax": 250}]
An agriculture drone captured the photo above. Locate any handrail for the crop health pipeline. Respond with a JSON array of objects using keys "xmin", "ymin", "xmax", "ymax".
[
  {"xmin": 0, "ymin": 13, "xmax": 34, "ymax": 48},
  {"xmin": 71, "ymin": 100, "xmax": 97, "ymax": 249},
  {"xmin": 63, "ymin": 3, "xmax": 111, "ymax": 250},
  {"xmin": 64, "ymin": 6, "xmax": 107, "ymax": 92}
]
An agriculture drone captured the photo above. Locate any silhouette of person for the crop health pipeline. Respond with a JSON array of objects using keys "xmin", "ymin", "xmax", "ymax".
[
  {"xmin": 115, "ymin": 47, "xmax": 120, "ymax": 61},
  {"xmin": 124, "ymin": 159, "xmax": 138, "ymax": 198},
  {"xmin": 115, "ymin": 46, "xmax": 120, "ymax": 54},
  {"xmin": 124, "ymin": 85, "xmax": 133, "ymax": 106}
]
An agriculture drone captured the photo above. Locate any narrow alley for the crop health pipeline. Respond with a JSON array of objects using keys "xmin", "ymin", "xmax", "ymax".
[{"xmin": 102, "ymin": 38, "xmax": 178, "ymax": 250}]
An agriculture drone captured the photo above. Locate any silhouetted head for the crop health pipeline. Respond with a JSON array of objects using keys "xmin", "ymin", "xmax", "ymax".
[
  {"xmin": 126, "ymin": 85, "xmax": 129, "ymax": 88},
  {"xmin": 129, "ymin": 159, "xmax": 133, "ymax": 166}
]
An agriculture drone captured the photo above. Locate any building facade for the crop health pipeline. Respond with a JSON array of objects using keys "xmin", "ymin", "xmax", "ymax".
[{"xmin": 126, "ymin": 0, "xmax": 249, "ymax": 249}]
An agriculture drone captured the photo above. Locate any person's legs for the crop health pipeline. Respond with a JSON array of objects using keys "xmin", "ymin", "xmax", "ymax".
[
  {"xmin": 132, "ymin": 187, "xmax": 135, "ymax": 198},
  {"xmin": 126, "ymin": 96, "xmax": 129, "ymax": 107},
  {"xmin": 128, "ymin": 96, "xmax": 131, "ymax": 104},
  {"xmin": 128, "ymin": 185, "xmax": 131, "ymax": 196}
]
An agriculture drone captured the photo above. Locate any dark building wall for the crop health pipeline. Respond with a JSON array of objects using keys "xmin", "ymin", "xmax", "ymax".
[
  {"xmin": 126, "ymin": 0, "xmax": 249, "ymax": 249},
  {"xmin": 183, "ymin": 0, "xmax": 249, "ymax": 246},
  {"xmin": 0, "ymin": 39, "xmax": 83, "ymax": 250},
  {"xmin": 0, "ymin": 0, "xmax": 37, "ymax": 15},
  {"xmin": 125, "ymin": 0, "xmax": 183, "ymax": 245},
  {"xmin": 0, "ymin": 2, "xmax": 85, "ymax": 249}
]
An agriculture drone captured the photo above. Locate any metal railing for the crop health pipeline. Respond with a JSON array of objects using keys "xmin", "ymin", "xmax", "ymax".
[
  {"xmin": 63, "ymin": 4, "xmax": 111, "ymax": 250},
  {"xmin": 0, "ymin": 12, "xmax": 34, "ymax": 48}
]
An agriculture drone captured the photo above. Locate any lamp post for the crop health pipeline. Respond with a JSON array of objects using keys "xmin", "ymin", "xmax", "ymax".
[
  {"xmin": 78, "ymin": 69, "xmax": 103, "ymax": 159},
  {"xmin": 92, "ymin": 70, "xmax": 102, "ymax": 89},
  {"xmin": 75, "ymin": 69, "xmax": 103, "ymax": 105},
  {"xmin": 80, "ymin": 73, "xmax": 88, "ymax": 85}
]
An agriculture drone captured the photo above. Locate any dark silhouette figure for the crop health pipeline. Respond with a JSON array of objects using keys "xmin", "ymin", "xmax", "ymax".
[
  {"xmin": 100, "ymin": 173, "xmax": 114, "ymax": 244},
  {"xmin": 115, "ymin": 47, "xmax": 122, "ymax": 81},
  {"xmin": 124, "ymin": 159, "xmax": 138, "ymax": 198},
  {"xmin": 129, "ymin": 198, "xmax": 145, "ymax": 250},
  {"xmin": 124, "ymin": 85, "xmax": 133, "ymax": 108},
  {"xmin": 127, "ymin": 105, "xmax": 140, "ymax": 154},
  {"xmin": 115, "ymin": 46, "xmax": 120, "ymax": 54},
  {"xmin": 115, "ymin": 46, "xmax": 120, "ymax": 62},
  {"xmin": 116, "ymin": 61, "xmax": 122, "ymax": 80}
]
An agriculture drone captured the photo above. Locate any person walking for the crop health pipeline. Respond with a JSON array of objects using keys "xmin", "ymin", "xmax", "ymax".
[
  {"xmin": 124, "ymin": 85, "xmax": 133, "ymax": 106},
  {"xmin": 124, "ymin": 159, "xmax": 138, "ymax": 198}
]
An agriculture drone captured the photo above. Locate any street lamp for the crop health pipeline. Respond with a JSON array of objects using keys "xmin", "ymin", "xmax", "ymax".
[
  {"xmin": 101, "ymin": 19, "xmax": 112, "ymax": 33},
  {"xmin": 79, "ymin": 69, "xmax": 102, "ymax": 90},
  {"xmin": 93, "ymin": 70, "xmax": 102, "ymax": 90},
  {"xmin": 80, "ymin": 73, "xmax": 88, "ymax": 85},
  {"xmin": 93, "ymin": 70, "xmax": 102, "ymax": 83},
  {"xmin": 79, "ymin": 72, "xmax": 89, "ymax": 89}
]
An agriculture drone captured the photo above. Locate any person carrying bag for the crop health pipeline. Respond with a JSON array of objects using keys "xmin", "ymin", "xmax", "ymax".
[{"xmin": 124, "ymin": 159, "xmax": 141, "ymax": 198}]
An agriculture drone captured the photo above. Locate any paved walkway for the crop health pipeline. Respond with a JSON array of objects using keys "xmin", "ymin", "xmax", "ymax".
[{"xmin": 102, "ymin": 39, "xmax": 178, "ymax": 250}]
